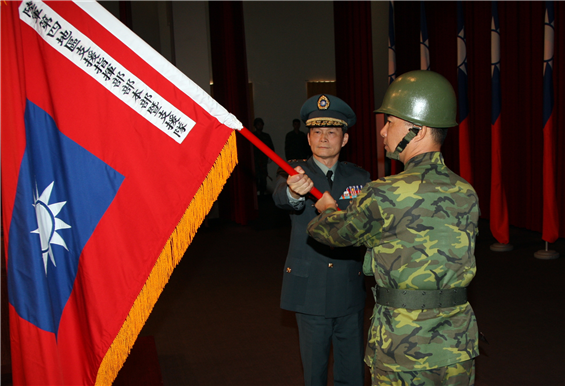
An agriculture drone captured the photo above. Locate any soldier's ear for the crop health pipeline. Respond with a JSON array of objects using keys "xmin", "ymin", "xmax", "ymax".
[{"xmin": 412, "ymin": 126, "xmax": 426, "ymax": 142}]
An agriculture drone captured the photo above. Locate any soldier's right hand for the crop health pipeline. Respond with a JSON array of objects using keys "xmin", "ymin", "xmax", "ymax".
[{"xmin": 287, "ymin": 166, "xmax": 314, "ymax": 198}]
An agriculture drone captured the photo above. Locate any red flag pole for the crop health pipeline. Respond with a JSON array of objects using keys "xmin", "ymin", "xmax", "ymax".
[{"xmin": 238, "ymin": 127, "xmax": 324, "ymax": 200}]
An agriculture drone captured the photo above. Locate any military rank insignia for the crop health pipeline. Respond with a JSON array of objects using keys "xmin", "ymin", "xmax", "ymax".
[{"xmin": 340, "ymin": 185, "xmax": 363, "ymax": 200}]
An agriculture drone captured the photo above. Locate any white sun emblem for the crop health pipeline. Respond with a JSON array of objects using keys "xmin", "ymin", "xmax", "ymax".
[{"xmin": 30, "ymin": 181, "xmax": 71, "ymax": 275}]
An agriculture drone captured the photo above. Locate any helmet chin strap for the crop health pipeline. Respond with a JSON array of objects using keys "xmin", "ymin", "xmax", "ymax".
[{"xmin": 386, "ymin": 127, "xmax": 420, "ymax": 161}]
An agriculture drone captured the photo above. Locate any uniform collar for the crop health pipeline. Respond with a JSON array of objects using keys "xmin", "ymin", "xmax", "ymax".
[
  {"xmin": 404, "ymin": 152, "xmax": 445, "ymax": 172},
  {"xmin": 312, "ymin": 157, "xmax": 338, "ymax": 178}
]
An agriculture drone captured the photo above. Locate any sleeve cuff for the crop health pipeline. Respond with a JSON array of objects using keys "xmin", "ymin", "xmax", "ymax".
[{"xmin": 286, "ymin": 187, "xmax": 305, "ymax": 209}]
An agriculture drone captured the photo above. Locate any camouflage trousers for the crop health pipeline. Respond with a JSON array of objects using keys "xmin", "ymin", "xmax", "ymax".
[{"xmin": 370, "ymin": 359, "xmax": 475, "ymax": 386}]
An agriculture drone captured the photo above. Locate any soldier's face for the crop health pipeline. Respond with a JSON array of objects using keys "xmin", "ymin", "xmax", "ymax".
[
  {"xmin": 381, "ymin": 116, "xmax": 411, "ymax": 153},
  {"xmin": 308, "ymin": 127, "xmax": 349, "ymax": 160}
]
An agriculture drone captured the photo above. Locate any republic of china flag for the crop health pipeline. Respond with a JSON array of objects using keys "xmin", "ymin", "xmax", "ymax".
[
  {"xmin": 489, "ymin": 0, "xmax": 510, "ymax": 245},
  {"xmin": 541, "ymin": 1, "xmax": 559, "ymax": 244},
  {"xmin": 1, "ymin": 1, "xmax": 240, "ymax": 384},
  {"xmin": 457, "ymin": 1, "xmax": 473, "ymax": 186}
]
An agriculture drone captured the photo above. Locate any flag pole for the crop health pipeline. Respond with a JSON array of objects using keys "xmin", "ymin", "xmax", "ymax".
[
  {"xmin": 534, "ymin": 1, "xmax": 558, "ymax": 261},
  {"xmin": 489, "ymin": 1, "xmax": 512, "ymax": 252},
  {"xmin": 238, "ymin": 127, "xmax": 324, "ymax": 200}
]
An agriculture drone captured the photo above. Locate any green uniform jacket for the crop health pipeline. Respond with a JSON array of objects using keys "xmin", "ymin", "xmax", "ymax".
[{"xmin": 307, "ymin": 152, "xmax": 480, "ymax": 372}]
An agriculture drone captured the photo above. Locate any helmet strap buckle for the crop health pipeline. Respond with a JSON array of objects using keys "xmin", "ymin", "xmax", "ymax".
[{"xmin": 386, "ymin": 128, "xmax": 420, "ymax": 161}]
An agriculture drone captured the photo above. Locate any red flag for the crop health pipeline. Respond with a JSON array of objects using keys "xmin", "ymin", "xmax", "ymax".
[
  {"xmin": 1, "ymin": 1, "xmax": 239, "ymax": 384},
  {"xmin": 489, "ymin": 1, "xmax": 510, "ymax": 245},
  {"xmin": 457, "ymin": 1, "xmax": 473, "ymax": 186},
  {"xmin": 542, "ymin": 1, "xmax": 559, "ymax": 243}
]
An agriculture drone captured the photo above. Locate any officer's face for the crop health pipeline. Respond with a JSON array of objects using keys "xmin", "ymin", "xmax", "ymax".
[
  {"xmin": 308, "ymin": 127, "xmax": 349, "ymax": 160},
  {"xmin": 380, "ymin": 116, "xmax": 411, "ymax": 153}
]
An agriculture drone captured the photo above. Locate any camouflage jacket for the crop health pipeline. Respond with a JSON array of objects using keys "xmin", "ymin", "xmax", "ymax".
[{"xmin": 307, "ymin": 152, "xmax": 479, "ymax": 372}]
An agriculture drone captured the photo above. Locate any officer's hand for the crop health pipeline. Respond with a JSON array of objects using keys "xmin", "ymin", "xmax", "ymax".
[
  {"xmin": 287, "ymin": 166, "xmax": 314, "ymax": 198},
  {"xmin": 315, "ymin": 191, "xmax": 337, "ymax": 212}
]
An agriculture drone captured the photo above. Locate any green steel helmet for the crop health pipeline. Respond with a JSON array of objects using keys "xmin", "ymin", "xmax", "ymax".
[{"xmin": 376, "ymin": 70, "xmax": 457, "ymax": 128}]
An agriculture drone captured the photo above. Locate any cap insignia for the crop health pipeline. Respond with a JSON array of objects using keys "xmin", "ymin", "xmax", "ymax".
[{"xmin": 317, "ymin": 95, "xmax": 330, "ymax": 110}]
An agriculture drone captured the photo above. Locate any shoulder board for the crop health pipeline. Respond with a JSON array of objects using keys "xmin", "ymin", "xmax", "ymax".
[
  {"xmin": 287, "ymin": 159, "xmax": 308, "ymax": 163},
  {"xmin": 278, "ymin": 159, "xmax": 307, "ymax": 177}
]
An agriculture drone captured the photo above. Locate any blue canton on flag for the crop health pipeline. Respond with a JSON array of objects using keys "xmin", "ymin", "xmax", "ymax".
[
  {"xmin": 457, "ymin": 1, "xmax": 469, "ymax": 122},
  {"xmin": 543, "ymin": 1, "xmax": 554, "ymax": 126},
  {"xmin": 388, "ymin": 1, "xmax": 396, "ymax": 85},
  {"xmin": 491, "ymin": 1, "xmax": 501, "ymax": 124},
  {"xmin": 8, "ymin": 100, "xmax": 124, "ymax": 335},
  {"xmin": 420, "ymin": 1, "xmax": 430, "ymax": 71}
]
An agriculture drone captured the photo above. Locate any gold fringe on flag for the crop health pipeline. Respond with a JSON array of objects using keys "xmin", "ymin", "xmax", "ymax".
[{"xmin": 95, "ymin": 131, "xmax": 238, "ymax": 385}]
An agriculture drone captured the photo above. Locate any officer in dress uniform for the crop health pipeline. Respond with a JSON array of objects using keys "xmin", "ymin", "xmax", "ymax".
[{"xmin": 273, "ymin": 94, "xmax": 371, "ymax": 386}]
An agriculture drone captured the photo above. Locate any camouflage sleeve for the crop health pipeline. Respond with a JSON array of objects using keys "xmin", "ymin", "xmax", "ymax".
[{"xmin": 306, "ymin": 186, "xmax": 384, "ymax": 248}]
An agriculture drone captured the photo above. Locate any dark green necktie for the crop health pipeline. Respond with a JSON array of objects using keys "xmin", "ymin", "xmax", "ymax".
[{"xmin": 326, "ymin": 170, "xmax": 333, "ymax": 189}]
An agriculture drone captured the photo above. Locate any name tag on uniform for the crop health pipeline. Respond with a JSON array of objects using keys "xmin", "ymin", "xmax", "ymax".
[{"xmin": 340, "ymin": 185, "xmax": 363, "ymax": 200}]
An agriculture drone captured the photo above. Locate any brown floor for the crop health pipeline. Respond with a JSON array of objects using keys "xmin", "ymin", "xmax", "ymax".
[{"xmin": 129, "ymin": 196, "xmax": 565, "ymax": 386}]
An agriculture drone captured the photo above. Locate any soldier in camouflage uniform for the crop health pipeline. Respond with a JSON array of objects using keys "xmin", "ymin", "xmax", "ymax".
[{"xmin": 306, "ymin": 71, "xmax": 480, "ymax": 385}]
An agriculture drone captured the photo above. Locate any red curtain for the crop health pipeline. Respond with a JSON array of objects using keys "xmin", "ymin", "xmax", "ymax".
[
  {"xmin": 333, "ymin": 1, "xmax": 379, "ymax": 180},
  {"xmin": 209, "ymin": 1, "xmax": 258, "ymax": 225},
  {"xmin": 393, "ymin": 1, "xmax": 564, "ymax": 239}
]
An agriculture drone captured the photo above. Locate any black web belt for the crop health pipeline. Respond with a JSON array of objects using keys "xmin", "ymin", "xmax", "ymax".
[{"xmin": 375, "ymin": 286, "xmax": 467, "ymax": 310}]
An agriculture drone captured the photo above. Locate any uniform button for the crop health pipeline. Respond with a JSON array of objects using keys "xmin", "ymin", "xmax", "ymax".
[
  {"xmin": 328, "ymin": 263, "xmax": 334, "ymax": 268},
  {"xmin": 358, "ymin": 272, "xmax": 361, "ymax": 275},
  {"xmin": 286, "ymin": 267, "xmax": 292, "ymax": 273}
]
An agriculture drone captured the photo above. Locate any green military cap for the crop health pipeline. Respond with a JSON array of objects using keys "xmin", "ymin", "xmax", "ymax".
[{"xmin": 300, "ymin": 94, "xmax": 356, "ymax": 132}]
